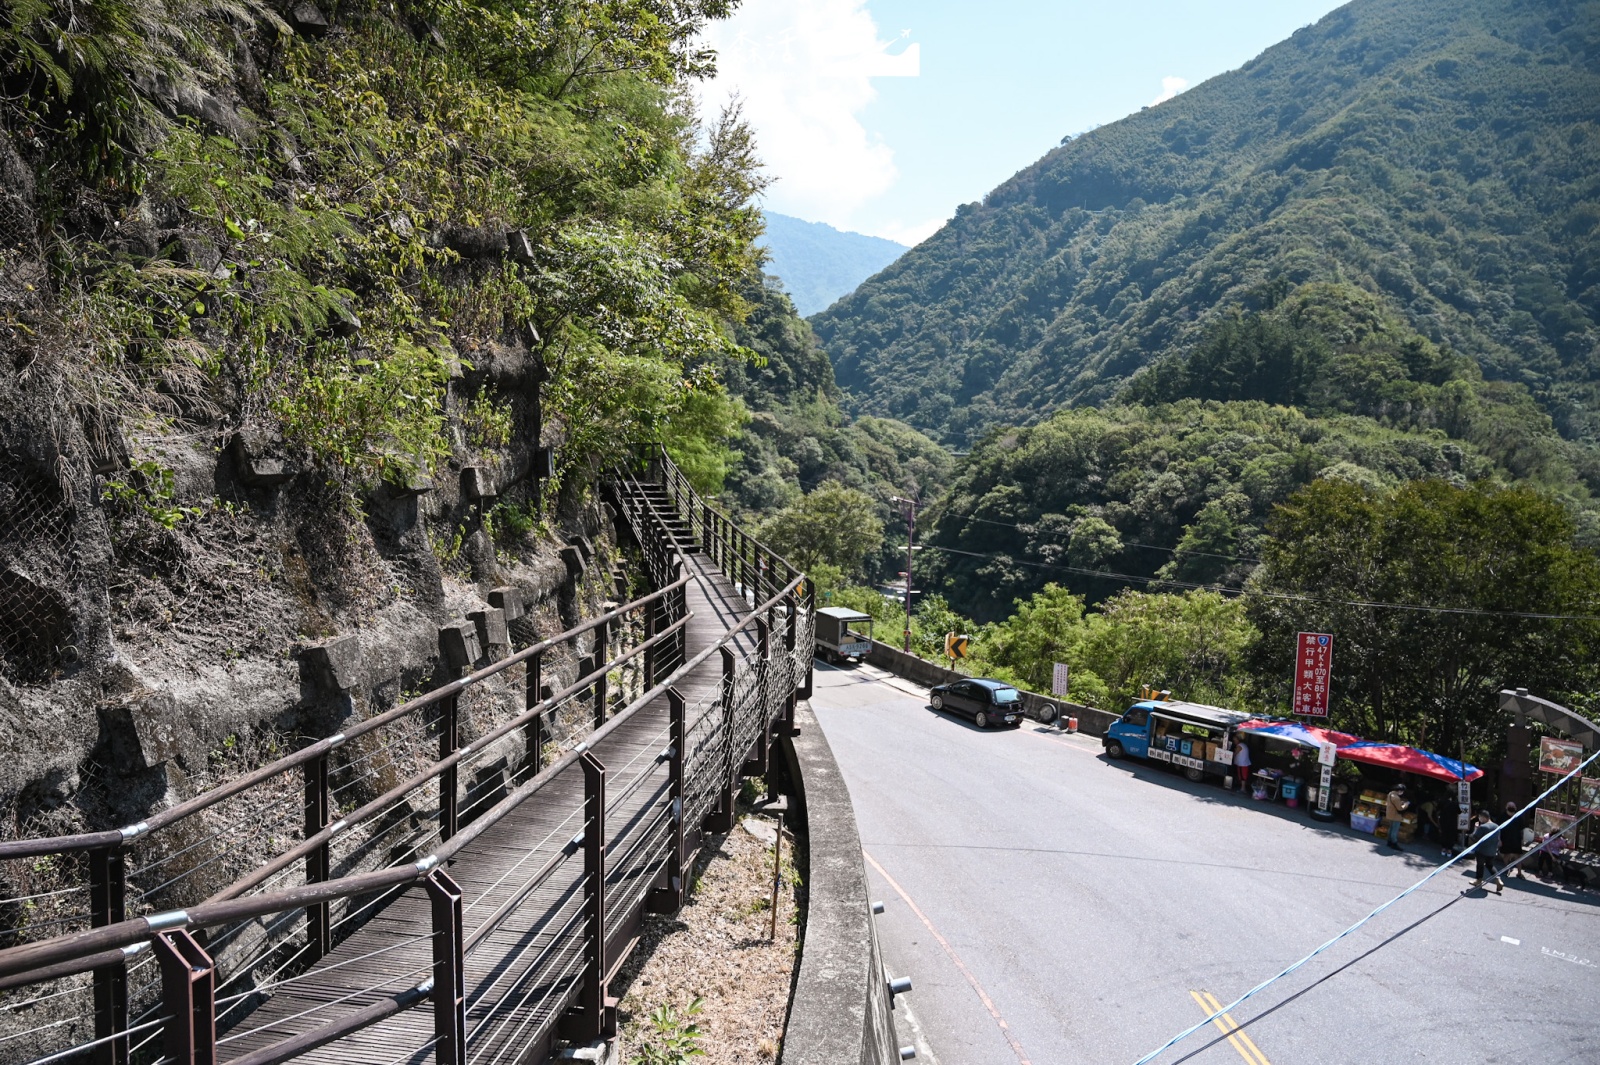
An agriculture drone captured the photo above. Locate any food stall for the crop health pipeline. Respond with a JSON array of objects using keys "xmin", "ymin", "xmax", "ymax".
[
  {"xmin": 1234, "ymin": 719, "xmax": 1360, "ymax": 810},
  {"xmin": 1233, "ymin": 721, "xmax": 1482, "ymax": 837},
  {"xmin": 1336, "ymin": 741, "xmax": 1484, "ymax": 841}
]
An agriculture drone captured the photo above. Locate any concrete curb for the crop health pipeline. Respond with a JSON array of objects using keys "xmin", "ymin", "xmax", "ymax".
[{"xmin": 779, "ymin": 704, "xmax": 902, "ymax": 1065}]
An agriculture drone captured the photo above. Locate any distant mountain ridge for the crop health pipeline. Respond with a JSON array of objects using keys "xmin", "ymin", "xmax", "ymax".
[
  {"xmin": 810, "ymin": 0, "xmax": 1600, "ymax": 447},
  {"xmin": 758, "ymin": 212, "xmax": 906, "ymax": 316}
]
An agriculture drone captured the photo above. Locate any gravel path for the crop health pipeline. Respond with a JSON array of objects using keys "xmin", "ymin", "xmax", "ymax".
[{"xmin": 612, "ymin": 803, "xmax": 799, "ymax": 1064}]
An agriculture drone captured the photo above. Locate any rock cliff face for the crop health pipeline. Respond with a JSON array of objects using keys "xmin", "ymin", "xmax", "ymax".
[{"xmin": 0, "ymin": 135, "xmax": 616, "ymax": 847}]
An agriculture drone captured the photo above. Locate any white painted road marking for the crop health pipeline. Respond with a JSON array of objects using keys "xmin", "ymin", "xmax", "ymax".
[
  {"xmin": 1541, "ymin": 947, "xmax": 1595, "ymax": 968},
  {"xmin": 1502, "ymin": 936, "xmax": 1521, "ymax": 945}
]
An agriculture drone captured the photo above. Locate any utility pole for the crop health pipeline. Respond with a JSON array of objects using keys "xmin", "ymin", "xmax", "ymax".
[{"xmin": 891, "ymin": 496, "xmax": 918, "ymax": 652}]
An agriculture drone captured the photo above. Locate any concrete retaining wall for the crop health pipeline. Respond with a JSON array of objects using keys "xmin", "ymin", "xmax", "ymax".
[
  {"xmin": 864, "ymin": 640, "xmax": 1121, "ymax": 737},
  {"xmin": 779, "ymin": 705, "xmax": 902, "ymax": 1065}
]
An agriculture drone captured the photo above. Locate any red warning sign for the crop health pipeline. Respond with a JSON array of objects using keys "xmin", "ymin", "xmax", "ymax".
[{"xmin": 1292, "ymin": 632, "xmax": 1333, "ymax": 718}]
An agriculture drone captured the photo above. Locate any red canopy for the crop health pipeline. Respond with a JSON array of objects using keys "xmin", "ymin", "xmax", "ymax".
[
  {"xmin": 1233, "ymin": 719, "xmax": 1484, "ymax": 782},
  {"xmin": 1335, "ymin": 741, "xmax": 1484, "ymax": 782}
]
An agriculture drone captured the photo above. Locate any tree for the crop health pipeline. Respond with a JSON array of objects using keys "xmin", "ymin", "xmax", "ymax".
[
  {"xmin": 970, "ymin": 584, "xmax": 1254, "ymax": 710},
  {"xmin": 758, "ymin": 480, "xmax": 883, "ymax": 576},
  {"xmin": 1246, "ymin": 479, "xmax": 1600, "ymax": 760},
  {"xmin": 1077, "ymin": 589, "xmax": 1257, "ymax": 709}
]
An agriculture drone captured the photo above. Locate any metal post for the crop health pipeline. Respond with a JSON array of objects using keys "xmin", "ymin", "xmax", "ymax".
[
  {"xmin": 563, "ymin": 752, "xmax": 614, "ymax": 1040},
  {"xmin": 427, "ymin": 869, "xmax": 466, "ymax": 1065},
  {"xmin": 670, "ymin": 561, "xmax": 685, "ymax": 672},
  {"xmin": 783, "ymin": 591, "xmax": 800, "ymax": 735},
  {"xmin": 797, "ymin": 582, "xmax": 815, "ymax": 701},
  {"xmin": 769, "ymin": 812, "xmax": 783, "ymax": 941},
  {"xmin": 705, "ymin": 647, "xmax": 738, "ymax": 833},
  {"xmin": 593, "ymin": 617, "xmax": 610, "ymax": 729},
  {"xmin": 747, "ymin": 618, "xmax": 772, "ymax": 777},
  {"xmin": 650, "ymin": 688, "xmax": 688, "ymax": 914},
  {"xmin": 154, "ymin": 930, "xmax": 215, "ymax": 1065},
  {"xmin": 89, "ymin": 847, "xmax": 128, "ymax": 1065},
  {"xmin": 898, "ymin": 497, "xmax": 917, "ymax": 652},
  {"xmin": 304, "ymin": 754, "xmax": 331, "ymax": 961},
  {"xmin": 523, "ymin": 651, "xmax": 544, "ymax": 782},
  {"xmin": 440, "ymin": 693, "xmax": 459, "ymax": 841},
  {"xmin": 643, "ymin": 599, "xmax": 658, "ymax": 689}
]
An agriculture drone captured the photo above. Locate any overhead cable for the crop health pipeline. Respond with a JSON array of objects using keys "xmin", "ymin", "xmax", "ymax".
[{"xmin": 1130, "ymin": 745, "xmax": 1600, "ymax": 1065}]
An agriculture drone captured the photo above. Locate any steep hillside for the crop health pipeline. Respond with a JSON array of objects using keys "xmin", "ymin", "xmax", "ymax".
[
  {"xmin": 811, "ymin": 0, "xmax": 1600, "ymax": 447},
  {"xmin": 718, "ymin": 275, "xmax": 952, "ymax": 579},
  {"xmin": 0, "ymin": 0, "xmax": 761, "ymax": 825},
  {"xmin": 759, "ymin": 212, "xmax": 906, "ymax": 315}
]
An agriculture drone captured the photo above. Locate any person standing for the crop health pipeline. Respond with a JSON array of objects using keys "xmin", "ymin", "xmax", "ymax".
[
  {"xmin": 1468, "ymin": 810, "xmax": 1505, "ymax": 894},
  {"xmin": 1384, "ymin": 783, "xmax": 1411, "ymax": 850},
  {"xmin": 1233, "ymin": 735, "xmax": 1252, "ymax": 792},
  {"xmin": 1500, "ymin": 800, "xmax": 1532, "ymax": 880}
]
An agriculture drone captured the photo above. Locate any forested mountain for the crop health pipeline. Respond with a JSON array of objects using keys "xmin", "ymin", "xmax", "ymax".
[
  {"xmin": 715, "ymin": 275, "xmax": 951, "ymax": 579},
  {"xmin": 811, "ymin": 0, "xmax": 1600, "ymax": 450},
  {"xmin": 759, "ymin": 212, "xmax": 906, "ymax": 316}
]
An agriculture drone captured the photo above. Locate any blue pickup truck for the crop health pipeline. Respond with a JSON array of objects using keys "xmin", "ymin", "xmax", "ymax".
[{"xmin": 1102, "ymin": 699, "xmax": 1251, "ymax": 783}]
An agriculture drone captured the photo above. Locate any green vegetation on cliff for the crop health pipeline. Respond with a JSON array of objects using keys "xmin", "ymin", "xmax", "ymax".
[{"xmin": 3, "ymin": 0, "xmax": 758, "ymax": 502}]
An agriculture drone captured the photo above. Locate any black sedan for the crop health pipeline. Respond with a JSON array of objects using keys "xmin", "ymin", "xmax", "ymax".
[{"xmin": 928, "ymin": 678, "xmax": 1025, "ymax": 729}]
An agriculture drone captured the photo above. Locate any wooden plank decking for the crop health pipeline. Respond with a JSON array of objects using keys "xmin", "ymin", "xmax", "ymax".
[{"xmin": 219, "ymin": 534, "xmax": 764, "ymax": 1065}]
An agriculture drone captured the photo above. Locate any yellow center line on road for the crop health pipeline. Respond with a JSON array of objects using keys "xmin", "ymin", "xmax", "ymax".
[{"xmin": 1190, "ymin": 990, "xmax": 1273, "ymax": 1065}]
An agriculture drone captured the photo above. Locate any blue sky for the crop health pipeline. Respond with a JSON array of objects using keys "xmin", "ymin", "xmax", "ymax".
[{"xmin": 700, "ymin": 0, "xmax": 1349, "ymax": 245}]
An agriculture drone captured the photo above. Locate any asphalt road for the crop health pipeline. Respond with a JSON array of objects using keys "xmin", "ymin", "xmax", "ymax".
[{"xmin": 808, "ymin": 661, "xmax": 1600, "ymax": 1065}]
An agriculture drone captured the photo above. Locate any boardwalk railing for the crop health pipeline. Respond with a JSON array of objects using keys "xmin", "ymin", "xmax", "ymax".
[{"xmin": 0, "ymin": 451, "xmax": 813, "ymax": 1065}]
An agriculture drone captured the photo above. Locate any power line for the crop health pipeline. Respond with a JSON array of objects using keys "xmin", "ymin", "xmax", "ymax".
[
  {"xmin": 954, "ymin": 513, "xmax": 1262, "ymax": 565},
  {"xmin": 920, "ymin": 543, "xmax": 1600, "ymax": 621},
  {"xmin": 1131, "ymin": 747, "xmax": 1600, "ymax": 1065},
  {"xmin": 771, "ymin": 472, "xmax": 1600, "ymax": 620},
  {"xmin": 783, "ymin": 471, "xmax": 1255, "ymax": 565}
]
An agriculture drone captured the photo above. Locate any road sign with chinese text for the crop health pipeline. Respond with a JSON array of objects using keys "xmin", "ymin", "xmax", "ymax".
[
  {"xmin": 1292, "ymin": 632, "xmax": 1333, "ymax": 717},
  {"xmin": 1052, "ymin": 662, "xmax": 1070, "ymax": 696}
]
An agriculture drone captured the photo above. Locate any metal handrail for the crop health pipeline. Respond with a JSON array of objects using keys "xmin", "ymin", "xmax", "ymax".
[
  {"xmin": 0, "ymin": 549, "xmax": 804, "ymax": 984},
  {"xmin": 0, "ymin": 451, "xmax": 815, "ymax": 1065},
  {"xmin": 0, "ymin": 578, "xmax": 691, "ymax": 861},
  {"xmin": 205, "ymin": 612, "xmax": 694, "ymax": 904}
]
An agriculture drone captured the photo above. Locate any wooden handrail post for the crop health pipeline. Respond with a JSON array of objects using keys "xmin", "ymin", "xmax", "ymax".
[
  {"xmin": 89, "ymin": 846, "xmax": 128, "ymax": 1065},
  {"xmin": 440, "ymin": 693, "xmax": 459, "ymax": 842},
  {"xmin": 427, "ymin": 869, "xmax": 466, "ymax": 1065},
  {"xmin": 304, "ymin": 754, "xmax": 331, "ymax": 961},
  {"xmin": 154, "ymin": 930, "xmax": 215, "ymax": 1065}
]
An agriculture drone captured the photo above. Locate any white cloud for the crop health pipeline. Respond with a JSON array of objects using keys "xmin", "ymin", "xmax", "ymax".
[
  {"xmin": 873, "ymin": 214, "xmax": 947, "ymax": 248},
  {"xmin": 1149, "ymin": 75, "xmax": 1188, "ymax": 106},
  {"xmin": 698, "ymin": 1, "xmax": 918, "ymax": 231}
]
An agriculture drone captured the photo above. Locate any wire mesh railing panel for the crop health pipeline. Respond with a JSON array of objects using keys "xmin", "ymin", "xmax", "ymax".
[
  {"xmin": 0, "ymin": 451, "xmax": 810, "ymax": 1065},
  {"xmin": 0, "ymin": 455, "xmax": 80, "ymax": 687}
]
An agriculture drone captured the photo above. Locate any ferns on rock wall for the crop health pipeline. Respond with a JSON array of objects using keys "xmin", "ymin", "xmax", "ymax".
[{"xmin": 1, "ymin": 0, "xmax": 759, "ymax": 498}]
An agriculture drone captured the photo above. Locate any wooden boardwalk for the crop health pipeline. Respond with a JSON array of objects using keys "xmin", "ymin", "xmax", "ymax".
[{"xmin": 221, "ymin": 520, "xmax": 764, "ymax": 1065}]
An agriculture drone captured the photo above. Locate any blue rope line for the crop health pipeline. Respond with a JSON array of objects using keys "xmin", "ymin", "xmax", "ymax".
[{"xmin": 1131, "ymin": 744, "xmax": 1600, "ymax": 1065}]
